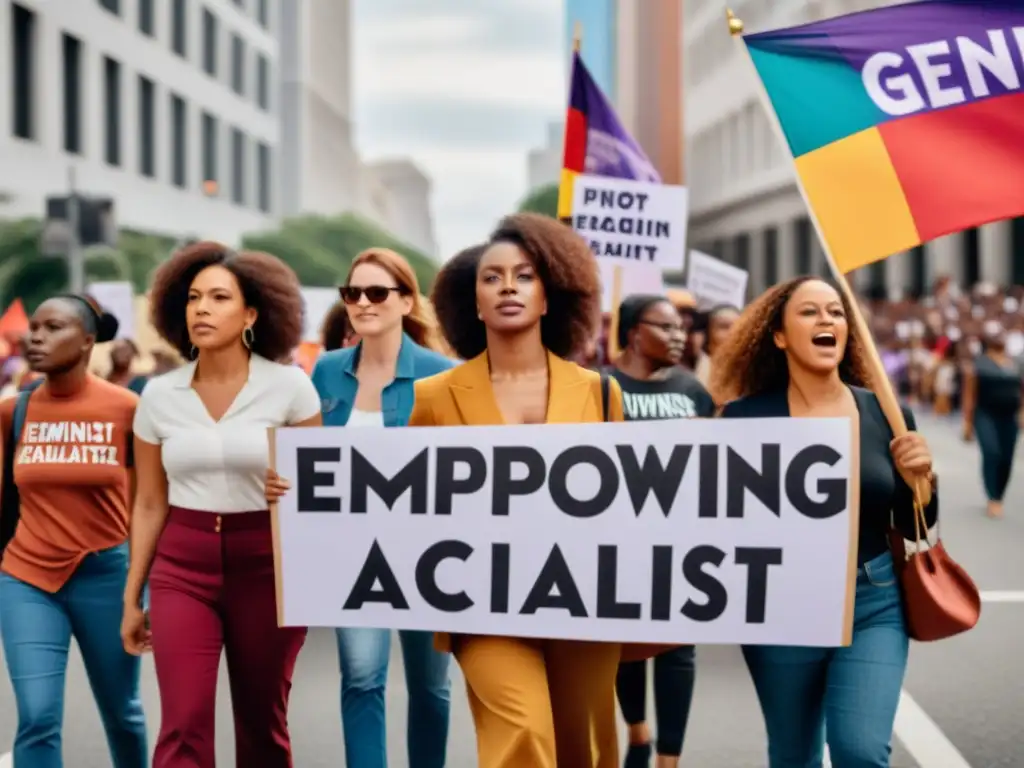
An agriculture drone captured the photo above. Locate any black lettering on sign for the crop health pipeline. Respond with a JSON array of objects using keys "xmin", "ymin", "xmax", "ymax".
[
  {"xmin": 616, "ymin": 444, "xmax": 691, "ymax": 515},
  {"xmin": 549, "ymin": 446, "xmax": 618, "ymax": 517},
  {"xmin": 519, "ymin": 544, "xmax": 587, "ymax": 617},
  {"xmin": 415, "ymin": 540, "xmax": 474, "ymax": 612},
  {"xmin": 680, "ymin": 545, "xmax": 727, "ymax": 622},
  {"xmin": 434, "ymin": 447, "xmax": 486, "ymax": 515},
  {"xmin": 786, "ymin": 444, "xmax": 847, "ymax": 519},
  {"xmin": 490, "ymin": 543, "xmax": 511, "ymax": 614},
  {"xmin": 492, "ymin": 446, "xmax": 545, "ymax": 516},
  {"xmin": 596, "ymin": 545, "xmax": 641, "ymax": 619},
  {"xmin": 697, "ymin": 444, "xmax": 718, "ymax": 518},
  {"xmin": 726, "ymin": 444, "xmax": 781, "ymax": 518},
  {"xmin": 350, "ymin": 448, "xmax": 428, "ymax": 514},
  {"xmin": 296, "ymin": 447, "xmax": 341, "ymax": 512},
  {"xmin": 735, "ymin": 547, "xmax": 783, "ymax": 624},
  {"xmin": 650, "ymin": 545, "xmax": 673, "ymax": 621},
  {"xmin": 342, "ymin": 540, "xmax": 409, "ymax": 610}
]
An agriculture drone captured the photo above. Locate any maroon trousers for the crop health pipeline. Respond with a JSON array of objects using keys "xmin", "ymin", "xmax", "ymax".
[{"xmin": 149, "ymin": 507, "xmax": 306, "ymax": 768}]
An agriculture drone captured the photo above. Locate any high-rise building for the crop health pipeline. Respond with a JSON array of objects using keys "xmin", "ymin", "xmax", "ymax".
[
  {"xmin": 683, "ymin": 0, "xmax": 1022, "ymax": 296},
  {"xmin": 0, "ymin": 0, "xmax": 280, "ymax": 244},
  {"xmin": 564, "ymin": 0, "xmax": 618, "ymax": 102},
  {"xmin": 364, "ymin": 159, "xmax": 438, "ymax": 260}
]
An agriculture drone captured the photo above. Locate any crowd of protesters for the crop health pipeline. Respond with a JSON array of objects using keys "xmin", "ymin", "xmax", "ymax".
[{"xmin": 0, "ymin": 216, "xmax": 1009, "ymax": 767}]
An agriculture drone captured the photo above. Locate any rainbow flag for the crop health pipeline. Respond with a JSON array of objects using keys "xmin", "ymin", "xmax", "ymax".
[
  {"xmin": 743, "ymin": 0, "xmax": 1024, "ymax": 273},
  {"xmin": 558, "ymin": 51, "xmax": 660, "ymax": 219}
]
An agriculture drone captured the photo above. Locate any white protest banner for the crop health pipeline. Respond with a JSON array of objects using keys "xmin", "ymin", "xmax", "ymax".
[
  {"xmin": 273, "ymin": 418, "xmax": 855, "ymax": 646},
  {"xmin": 570, "ymin": 175, "xmax": 688, "ymax": 271},
  {"xmin": 301, "ymin": 287, "xmax": 340, "ymax": 343},
  {"xmin": 687, "ymin": 251, "xmax": 749, "ymax": 310},
  {"xmin": 599, "ymin": 261, "xmax": 665, "ymax": 313},
  {"xmin": 86, "ymin": 281, "xmax": 135, "ymax": 339}
]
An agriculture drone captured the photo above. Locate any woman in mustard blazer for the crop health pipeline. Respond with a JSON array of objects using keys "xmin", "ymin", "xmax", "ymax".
[{"xmin": 411, "ymin": 218, "xmax": 666, "ymax": 768}]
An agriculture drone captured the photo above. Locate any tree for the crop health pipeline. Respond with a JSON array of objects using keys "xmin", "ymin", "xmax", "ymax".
[{"xmin": 518, "ymin": 184, "xmax": 559, "ymax": 218}]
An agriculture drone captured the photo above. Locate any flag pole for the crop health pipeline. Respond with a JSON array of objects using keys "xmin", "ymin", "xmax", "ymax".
[{"xmin": 726, "ymin": 9, "xmax": 910, "ymax": 440}]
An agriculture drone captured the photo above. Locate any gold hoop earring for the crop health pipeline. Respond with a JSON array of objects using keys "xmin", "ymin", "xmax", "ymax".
[
  {"xmin": 243, "ymin": 326, "xmax": 255, "ymax": 349},
  {"xmin": 189, "ymin": 344, "xmax": 198, "ymax": 360}
]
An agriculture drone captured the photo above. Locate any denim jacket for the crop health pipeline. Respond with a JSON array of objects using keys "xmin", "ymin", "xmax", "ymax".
[{"xmin": 310, "ymin": 333, "xmax": 455, "ymax": 427}]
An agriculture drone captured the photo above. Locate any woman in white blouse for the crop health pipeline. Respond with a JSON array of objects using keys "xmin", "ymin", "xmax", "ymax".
[{"xmin": 120, "ymin": 242, "xmax": 322, "ymax": 768}]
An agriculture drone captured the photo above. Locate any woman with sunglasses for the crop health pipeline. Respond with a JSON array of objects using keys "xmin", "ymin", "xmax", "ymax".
[{"xmin": 268, "ymin": 247, "xmax": 457, "ymax": 768}]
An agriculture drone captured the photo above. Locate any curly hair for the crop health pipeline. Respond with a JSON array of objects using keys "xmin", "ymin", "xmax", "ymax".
[
  {"xmin": 345, "ymin": 248, "xmax": 445, "ymax": 352},
  {"xmin": 709, "ymin": 276, "xmax": 873, "ymax": 404},
  {"xmin": 432, "ymin": 213, "xmax": 602, "ymax": 360},
  {"xmin": 320, "ymin": 300, "xmax": 351, "ymax": 351},
  {"xmin": 148, "ymin": 240, "xmax": 305, "ymax": 361}
]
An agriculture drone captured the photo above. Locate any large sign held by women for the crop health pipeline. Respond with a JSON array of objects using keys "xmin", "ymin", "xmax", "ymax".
[{"xmin": 271, "ymin": 419, "xmax": 856, "ymax": 647}]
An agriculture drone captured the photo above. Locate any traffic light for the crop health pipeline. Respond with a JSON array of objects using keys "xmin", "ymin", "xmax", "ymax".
[{"xmin": 41, "ymin": 195, "xmax": 116, "ymax": 255}]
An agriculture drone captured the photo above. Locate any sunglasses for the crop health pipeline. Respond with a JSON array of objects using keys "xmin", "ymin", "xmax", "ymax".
[{"xmin": 339, "ymin": 285, "xmax": 404, "ymax": 305}]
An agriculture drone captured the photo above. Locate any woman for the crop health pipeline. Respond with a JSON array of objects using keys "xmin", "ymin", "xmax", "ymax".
[
  {"xmin": 961, "ymin": 320, "xmax": 1022, "ymax": 518},
  {"xmin": 711, "ymin": 276, "xmax": 937, "ymax": 768},
  {"xmin": 416, "ymin": 213, "xmax": 651, "ymax": 768},
  {"xmin": 293, "ymin": 247, "xmax": 455, "ymax": 768},
  {"xmin": 120, "ymin": 242, "xmax": 322, "ymax": 768},
  {"xmin": 321, "ymin": 299, "xmax": 360, "ymax": 351},
  {"xmin": 0, "ymin": 295, "xmax": 147, "ymax": 767},
  {"xmin": 107, "ymin": 338, "xmax": 149, "ymax": 394},
  {"xmin": 695, "ymin": 304, "xmax": 739, "ymax": 388},
  {"xmin": 610, "ymin": 294, "xmax": 714, "ymax": 768}
]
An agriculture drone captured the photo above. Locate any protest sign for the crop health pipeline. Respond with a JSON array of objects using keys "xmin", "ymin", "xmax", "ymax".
[
  {"xmin": 87, "ymin": 281, "xmax": 135, "ymax": 339},
  {"xmin": 272, "ymin": 418, "xmax": 856, "ymax": 647},
  {"xmin": 570, "ymin": 175, "xmax": 688, "ymax": 271},
  {"xmin": 301, "ymin": 287, "xmax": 339, "ymax": 344},
  {"xmin": 687, "ymin": 251, "xmax": 749, "ymax": 310}
]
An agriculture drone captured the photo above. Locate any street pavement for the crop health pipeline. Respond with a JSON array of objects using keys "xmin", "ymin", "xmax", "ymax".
[{"xmin": 0, "ymin": 413, "xmax": 1019, "ymax": 767}]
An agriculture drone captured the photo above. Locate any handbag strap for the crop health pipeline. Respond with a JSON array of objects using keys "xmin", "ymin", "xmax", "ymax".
[{"xmin": 600, "ymin": 372, "xmax": 610, "ymax": 422}]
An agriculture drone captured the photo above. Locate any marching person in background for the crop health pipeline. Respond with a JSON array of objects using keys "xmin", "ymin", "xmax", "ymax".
[
  {"xmin": 107, "ymin": 338, "xmax": 149, "ymax": 394},
  {"xmin": 269, "ymin": 246, "xmax": 455, "ymax": 768},
  {"xmin": 609, "ymin": 294, "xmax": 714, "ymax": 768},
  {"xmin": 712, "ymin": 276, "xmax": 937, "ymax": 768},
  {"xmin": 321, "ymin": 300, "xmax": 360, "ymax": 351},
  {"xmin": 418, "ymin": 213, "xmax": 664, "ymax": 768},
  {"xmin": 961, "ymin": 320, "xmax": 1022, "ymax": 518},
  {"xmin": 121, "ymin": 242, "xmax": 322, "ymax": 768},
  {"xmin": 0, "ymin": 295, "xmax": 147, "ymax": 767},
  {"xmin": 694, "ymin": 304, "xmax": 739, "ymax": 388}
]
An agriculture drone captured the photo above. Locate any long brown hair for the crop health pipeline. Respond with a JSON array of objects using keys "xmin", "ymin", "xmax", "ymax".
[
  {"xmin": 344, "ymin": 248, "xmax": 443, "ymax": 352},
  {"xmin": 709, "ymin": 276, "xmax": 873, "ymax": 405}
]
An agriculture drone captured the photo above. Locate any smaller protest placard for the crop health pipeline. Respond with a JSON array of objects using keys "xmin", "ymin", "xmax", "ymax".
[
  {"xmin": 87, "ymin": 281, "xmax": 135, "ymax": 339},
  {"xmin": 687, "ymin": 251, "xmax": 749, "ymax": 310},
  {"xmin": 301, "ymin": 287, "xmax": 340, "ymax": 344},
  {"xmin": 570, "ymin": 175, "xmax": 688, "ymax": 271},
  {"xmin": 599, "ymin": 261, "xmax": 664, "ymax": 313}
]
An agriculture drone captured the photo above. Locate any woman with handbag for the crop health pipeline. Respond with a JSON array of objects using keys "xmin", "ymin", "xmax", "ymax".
[{"xmin": 710, "ymin": 276, "xmax": 937, "ymax": 768}]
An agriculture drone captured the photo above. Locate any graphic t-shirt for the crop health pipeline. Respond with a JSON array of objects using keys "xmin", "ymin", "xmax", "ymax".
[
  {"xmin": 1, "ymin": 376, "xmax": 138, "ymax": 592},
  {"xmin": 608, "ymin": 367, "xmax": 715, "ymax": 421}
]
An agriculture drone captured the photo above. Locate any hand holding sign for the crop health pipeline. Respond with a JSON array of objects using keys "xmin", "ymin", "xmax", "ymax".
[{"xmin": 266, "ymin": 467, "xmax": 290, "ymax": 504}]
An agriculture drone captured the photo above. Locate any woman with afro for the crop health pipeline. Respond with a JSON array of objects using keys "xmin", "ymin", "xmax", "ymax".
[
  {"xmin": 121, "ymin": 242, "xmax": 322, "ymax": 768},
  {"xmin": 415, "ymin": 213, "xmax": 667, "ymax": 768}
]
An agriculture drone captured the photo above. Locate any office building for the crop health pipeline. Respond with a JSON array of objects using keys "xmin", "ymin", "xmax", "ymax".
[
  {"xmin": 364, "ymin": 159, "xmax": 438, "ymax": 259},
  {"xmin": 1, "ymin": 0, "xmax": 280, "ymax": 244},
  {"xmin": 683, "ymin": 0, "xmax": 1023, "ymax": 297}
]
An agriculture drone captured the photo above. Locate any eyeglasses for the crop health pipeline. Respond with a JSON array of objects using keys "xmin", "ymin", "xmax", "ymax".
[{"xmin": 339, "ymin": 285, "xmax": 403, "ymax": 305}]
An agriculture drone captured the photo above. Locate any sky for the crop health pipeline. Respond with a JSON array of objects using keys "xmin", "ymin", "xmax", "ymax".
[{"xmin": 352, "ymin": 0, "xmax": 567, "ymax": 260}]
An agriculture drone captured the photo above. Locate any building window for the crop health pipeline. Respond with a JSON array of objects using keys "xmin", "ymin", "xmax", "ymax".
[
  {"xmin": 171, "ymin": 94, "xmax": 187, "ymax": 188},
  {"xmin": 908, "ymin": 246, "xmax": 926, "ymax": 299},
  {"xmin": 138, "ymin": 0, "xmax": 155, "ymax": 36},
  {"xmin": 795, "ymin": 217, "xmax": 812, "ymax": 275},
  {"xmin": 256, "ymin": 55, "xmax": 269, "ymax": 110},
  {"xmin": 11, "ymin": 3, "xmax": 36, "ymax": 140},
  {"xmin": 99, "ymin": 0, "xmax": 120, "ymax": 14},
  {"xmin": 734, "ymin": 233, "xmax": 750, "ymax": 274},
  {"xmin": 138, "ymin": 76, "xmax": 156, "ymax": 178},
  {"xmin": 257, "ymin": 0, "xmax": 269, "ymax": 28},
  {"xmin": 171, "ymin": 0, "xmax": 187, "ymax": 57},
  {"xmin": 1012, "ymin": 218, "xmax": 1024, "ymax": 286},
  {"xmin": 201, "ymin": 112, "xmax": 218, "ymax": 189},
  {"xmin": 202, "ymin": 9, "xmax": 218, "ymax": 76},
  {"xmin": 231, "ymin": 128, "xmax": 246, "ymax": 205},
  {"xmin": 103, "ymin": 57, "xmax": 122, "ymax": 167},
  {"xmin": 231, "ymin": 35, "xmax": 245, "ymax": 95},
  {"xmin": 257, "ymin": 142, "xmax": 271, "ymax": 213},
  {"xmin": 62, "ymin": 34, "xmax": 82, "ymax": 155},
  {"xmin": 963, "ymin": 227, "xmax": 980, "ymax": 286}
]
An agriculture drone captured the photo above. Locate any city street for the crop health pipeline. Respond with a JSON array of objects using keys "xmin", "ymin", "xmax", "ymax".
[{"xmin": 0, "ymin": 413, "xmax": 1019, "ymax": 767}]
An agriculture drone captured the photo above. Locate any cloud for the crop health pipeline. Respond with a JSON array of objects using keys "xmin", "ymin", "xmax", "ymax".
[{"xmin": 353, "ymin": 0, "xmax": 565, "ymax": 259}]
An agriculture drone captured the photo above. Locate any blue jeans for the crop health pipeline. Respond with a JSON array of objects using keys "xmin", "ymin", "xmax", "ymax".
[
  {"xmin": 743, "ymin": 551, "xmax": 909, "ymax": 768},
  {"xmin": 337, "ymin": 627, "xmax": 451, "ymax": 768},
  {"xmin": 0, "ymin": 543, "xmax": 147, "ymax": 768},
  {"xmin": 975, "ymin": 408, "xmax": 1018, "ymax": 501}
]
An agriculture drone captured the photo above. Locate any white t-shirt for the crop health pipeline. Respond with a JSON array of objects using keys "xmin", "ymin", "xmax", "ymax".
[
  {"xmin": 133, "ymin": 354, "xmax": 321, "ymax": 513},
  {"xmin": 347, "ymin": 408, "xmax": 383, "ymax": 428}
]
